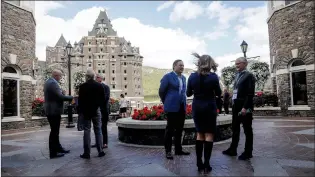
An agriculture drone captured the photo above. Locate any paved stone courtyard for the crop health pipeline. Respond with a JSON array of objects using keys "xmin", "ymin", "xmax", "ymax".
[{"xmin": 2, "ymin": 116, "xmax": 315, "ymax": 176}]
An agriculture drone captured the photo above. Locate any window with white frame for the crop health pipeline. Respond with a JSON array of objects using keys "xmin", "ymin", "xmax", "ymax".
[
  {"xmin": 2, "ymin": 66, "xmax": 20, "ymax": 118},
  {"xmin": 289, "ymin": 59, "xmax": 308, "ymax": 106}
]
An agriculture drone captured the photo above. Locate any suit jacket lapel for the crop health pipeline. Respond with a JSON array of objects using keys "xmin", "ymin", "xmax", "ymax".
[{"xmin": 171, "ymin": 72, "xmax": 179, "ymax": 87}]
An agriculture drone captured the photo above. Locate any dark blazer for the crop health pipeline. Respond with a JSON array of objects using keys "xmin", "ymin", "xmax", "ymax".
[
  {"xmin": 44, "ymin": 78, "xmax": 73, "ymax": 116},
  {"xmin": 101, "ymin": 83, "xmax": 110, "ymax": 113},
  {"xmin": 78, "ymin": 79, "xmax": 106, "ymax": 118},
  {"xmin": 186, "ymin": 72, "xmax": 221, "ymax": 99},
  {"xmin": 159, "ymin": 72, "xmax": 186, "ymax": 112},
  {"xmin": 234, "ymin": 71, "xmax": 255, "ymax": 110}
]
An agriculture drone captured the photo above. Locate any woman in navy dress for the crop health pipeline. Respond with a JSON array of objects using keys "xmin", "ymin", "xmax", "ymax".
[{"xmin": 186, "ymin": 53, "xmax": 222, "ymax": 174}]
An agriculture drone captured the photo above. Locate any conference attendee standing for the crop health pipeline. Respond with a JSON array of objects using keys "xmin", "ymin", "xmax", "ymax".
[
  {"xmin": 159, "ymin": 59, "xmax": 190, "ymax": 160},
  {"xmin": 186, "ymin": 53, "xmax": 221, "ymax": 174},
  {"xmin": 119, "ymin": 94, "xmax": 128, "ymax": 118},
  {"xmin": 96, "ymin": 74, "xmax": 110, "ymax": 148},
  {"xmin": 44, "ymin": 69, "xmax": 73, "ymax": 159},
  {"xmin": 78, "ymin": 69, "xmax": 106, "ymax": 159},
  {"xmin": 222, "ymin": 57, "xmax": 255, "ymax": 160},
  {"xmin": 223, "ymin": 89, "xmax": 230, "ymax": 115}
]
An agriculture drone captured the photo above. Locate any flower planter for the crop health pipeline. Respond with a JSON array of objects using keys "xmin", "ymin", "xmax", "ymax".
[{"xmin": 116, "ymin": 115, "xmax": 232, "ymax": 146}]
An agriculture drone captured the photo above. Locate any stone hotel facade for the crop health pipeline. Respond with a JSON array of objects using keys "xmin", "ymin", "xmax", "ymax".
[
  {"xmin": 45, "ymin": 11, "xmax": 144, "ymax": 109},
  {"xmin": 267, "ymin": 0, "xmax": 314, "ymax": 116}
]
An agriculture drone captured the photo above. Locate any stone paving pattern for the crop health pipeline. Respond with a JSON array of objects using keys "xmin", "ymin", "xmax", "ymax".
[{"xmin": 1, "ymin": 116, "xmax": 315, "ymax": 176}]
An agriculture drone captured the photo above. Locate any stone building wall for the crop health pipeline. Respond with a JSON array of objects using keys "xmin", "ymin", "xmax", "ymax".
[
  {"xmin": 1, "ymin": 1, "xmax": 36, "ymax": 129},
  {"xmin": 268, "ymin": 0, "xmax": 315, "ymax": 112}
]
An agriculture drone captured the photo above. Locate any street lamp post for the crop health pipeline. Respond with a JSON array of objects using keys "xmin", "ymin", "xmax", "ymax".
[
  {"xmin": 240, "ymin": 40, "xmax": 248, "ymax": 58},
  {"xmin": 65, "ymin": 41, "xmax": 75, "ymax": 128}
]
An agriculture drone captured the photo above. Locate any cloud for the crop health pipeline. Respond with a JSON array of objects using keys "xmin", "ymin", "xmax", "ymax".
[
  {"xmin": 204, "ymin": 30, "xmax": 228, "ymax": 40},
  {"xmin": 169, "ymin": 1, "xmax": 204, "ymax": 22},
  {"xmin": 35, "ymin": 2, "xmax": 206, "ymax": 69},
  {"xmin": 206, "ymin": 1, "xmax": 242, "ymax": 30},
  {"xmin": 112, "ymin": 18, "xmax": 207, "ymax": 69},
  {"xmin": 156, "ymin": 1, "xmax": 175, "ymax": 12}
]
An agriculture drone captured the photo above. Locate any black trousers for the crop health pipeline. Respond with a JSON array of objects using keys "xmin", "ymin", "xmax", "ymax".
[
  {"xmin": 230, "ymin": 101, "xmax": 253, "ymax": 154},
  {"xmin": 224, "ymin": 103, "xmax": 229, "ymax": 114},
  {"xmin": 47, "ymin": 115, "xmax": 62, "ymax": 154},
  {"xmin": 164, "ymin": 103, "xmax": 185, "ymax": 153},
  {"xmin": 101, "ymin": 111, "xmax": 109, "ymax": 145}
]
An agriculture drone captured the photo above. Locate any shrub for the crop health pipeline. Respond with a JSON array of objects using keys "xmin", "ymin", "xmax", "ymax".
[
  {"xmin": 132, "ymin": 104, "xmax": 192, "ymax": 121},
  {"xmin": 110, "ymin": 98, "xmax": 120, "ymax": 113},
  {"xmin": 32, "ymin": 98, "xmax": 45, "ymax": 116}
]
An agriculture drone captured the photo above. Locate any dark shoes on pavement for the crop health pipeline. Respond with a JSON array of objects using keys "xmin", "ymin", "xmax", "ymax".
[
  {"xmin": 80, "ymin": 154, "xmax": 91, "ymax": 159},
  {"xmin": 50, "ymin": 152, "xmax": 65, "ymax": 159},
  {"xmin": 222, "ymin": 148, "xmax": 253, "ymax": 160},
  {"xmin": 222, "ymin": 149, "xmax": 237, "ymax": 156},
  {"xmin": 175, "ymin": 150, "xmax": 190, "ymax": 155},
  {"xmin": 92, "ymin": 144, "xmax": 108, "ymax": 149},
  {"xmin": 165, "ymin": 152, "xmax": 173, "ymax": 160},
  {"xmin": 80, "ymin": 152, "xmax": 105, "ymax": 159},
  {"xmin": 98, "ymin": 151, "xmax": 106, "ymax": 157},
  {"xmin": 50, "ymin": 148, "xmax": 70, "ymax": 159},
  {"xmin": 166, "ymin": 150, "xmax": 190, "ymax": 160},
  {"xmin": 238, "ymin": 152, "xmax": 253, "ymax": 160}
]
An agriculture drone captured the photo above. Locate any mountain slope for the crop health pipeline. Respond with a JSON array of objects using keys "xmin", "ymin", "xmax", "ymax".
[{"xmin": 142, "ymin": 66, "xmax": 194, "ymax": 101}]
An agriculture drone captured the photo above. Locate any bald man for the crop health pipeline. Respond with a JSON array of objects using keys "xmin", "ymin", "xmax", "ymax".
[{"xmin": 44, "ymin": 69, "xmax": 73, "ymax": 159}]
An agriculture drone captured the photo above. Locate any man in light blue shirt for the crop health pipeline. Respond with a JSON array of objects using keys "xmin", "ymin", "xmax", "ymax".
[{"xmin": 159, "ymin": 60, "xmax": 190, "ymax": 160}]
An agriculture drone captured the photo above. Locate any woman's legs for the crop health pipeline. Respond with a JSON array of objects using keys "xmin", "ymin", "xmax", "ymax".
[
  {"xmin": 204, "ymin": 133, "xmax": 214, "ymax": 173},
  {"xmin": 196, "ymin": 133, "xmax": 205, "ymax": 172}
]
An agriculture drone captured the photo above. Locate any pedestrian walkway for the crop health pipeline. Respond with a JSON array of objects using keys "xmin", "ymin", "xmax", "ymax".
[{"xmin": 1, "ymin": 116, "xmax": 314, "ymax": 176}]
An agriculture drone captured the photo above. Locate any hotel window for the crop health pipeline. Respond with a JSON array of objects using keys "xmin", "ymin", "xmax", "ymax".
[
  {"xmin": 124, "ymin": 56, "xmax": 126, "ymax": 58},
  {"xmin": 113, "ymin": 85, "xmax": 116, "ymax": 89},
  {"xmin": 88, "ymin": 48, "xmax": 91, "ymax": 52},
  {"xmin": 124, "ymin": 62, "xmax": 127, "ymax": 65},
  {"xmin": 112, "ymin": 55, "xmax": 114, "ymax": 58},
  {"xmin": 124, "ymin": 70, "xmax": 127, "ymax": 74},
  {"xmin": 88, "ymin": 64, "xmax": 91, "ymax": 67},
  {"xmin": 98, "ymin": 70, "xmax": 101, "ymax": 73},
  {"xmin": 112, "ymin": 64, "xmax": 115, "ymax": 66},
  {"xmin": 124, "ymin": 77, "xmax": 127, "ymax": 81},
  {"xmin": 125, "ymin": 85, "xmax": 127, "ymax": 89},
  {"xmin": 285, "ymin": 0, "xmax": 294, "ymax": 6},
  {"xmin": 112, "ymin": 70, "xmax": 115, "ymax": 74},
  {"xmin": 100, "ymin": 42, "xmax": 103, "ymax": 45},
  {"xmin": 102, "ymin": 70, "xmax": 105, "ymax": 73},
  {"xmin": 88, "ymin": 42, "xmax": 91, "ymax": 45},
  {"xmin": 89, "ymin": 56, "xmax": 91, "ymax": 59},
  {"xmin": 99, "ymin": 56, "xmax": 101, "ymax": 59},
  {"xmin": 101, "ymin": 48, "xmax": 103, "ymax": 52},
  {"xmin": 125, "ymin": 92, "xmax": 127, "ymax": 96},
  {"xmin": 112, "ymin": 77, "xmax": 115, "ymax": 81}
]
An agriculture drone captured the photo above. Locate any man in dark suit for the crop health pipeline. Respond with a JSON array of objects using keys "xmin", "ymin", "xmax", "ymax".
[
  {"xmin": 159, "ymin": 59, "xmax": 190, "ymax": 160},
  {"xmin": 223, "ymin": 88, "xmax": 230, "ymax": 114},
  {"xmin": 95, "ymin": 73, "xmax": 110, "ymax": 148},
  {"xmin": 222, "ymin": 57, "xmax": 255, "ymax": 160},
  {"xmin": 44, "ymin": 69, "xmax": 73, "ymax": 159},
  {"xmin": 78, "ymin": 69, "xmax": 106, "ymax": 159}
]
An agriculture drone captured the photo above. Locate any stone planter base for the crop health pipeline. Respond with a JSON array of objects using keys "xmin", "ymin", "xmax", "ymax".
[{"xmin": 116, "ymin": 115, "xmax": 232, "ymax": 146}]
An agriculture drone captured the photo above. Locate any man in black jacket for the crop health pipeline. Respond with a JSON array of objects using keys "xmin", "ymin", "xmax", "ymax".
[
  {"xmin": 222, "ymin": 57, "xmax": 255, "ymax": 160},
  {"xmin": 78, "ymin": 69, "xmax": 106, "ymax": 159}
]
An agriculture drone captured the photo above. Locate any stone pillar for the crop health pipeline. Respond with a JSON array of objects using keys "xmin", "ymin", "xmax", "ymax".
[
  {"xmin": 306, "ymin": 70, "xmax": 315, "ymax": 110},
  {"xmin": 20, "ymin": 81, "xmax": 34, "ymax": 127},
  {"xmin": 277, "ymin": 73, "xmax": 290, "ymax": 114}
]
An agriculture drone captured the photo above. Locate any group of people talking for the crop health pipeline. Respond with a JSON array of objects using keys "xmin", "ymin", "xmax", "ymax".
[
  {"xmin": 159, "ymin": 53, "xmax": 255, "ymax": 174},
  {"xmin": 43, "ymin": 52, "xmax": 255, "ymax": 175}
]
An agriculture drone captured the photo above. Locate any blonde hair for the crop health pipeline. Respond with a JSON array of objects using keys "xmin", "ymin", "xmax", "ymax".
[{"xmin": 192, "ymin": 53, "xmax": 218, "ymax": 74}]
